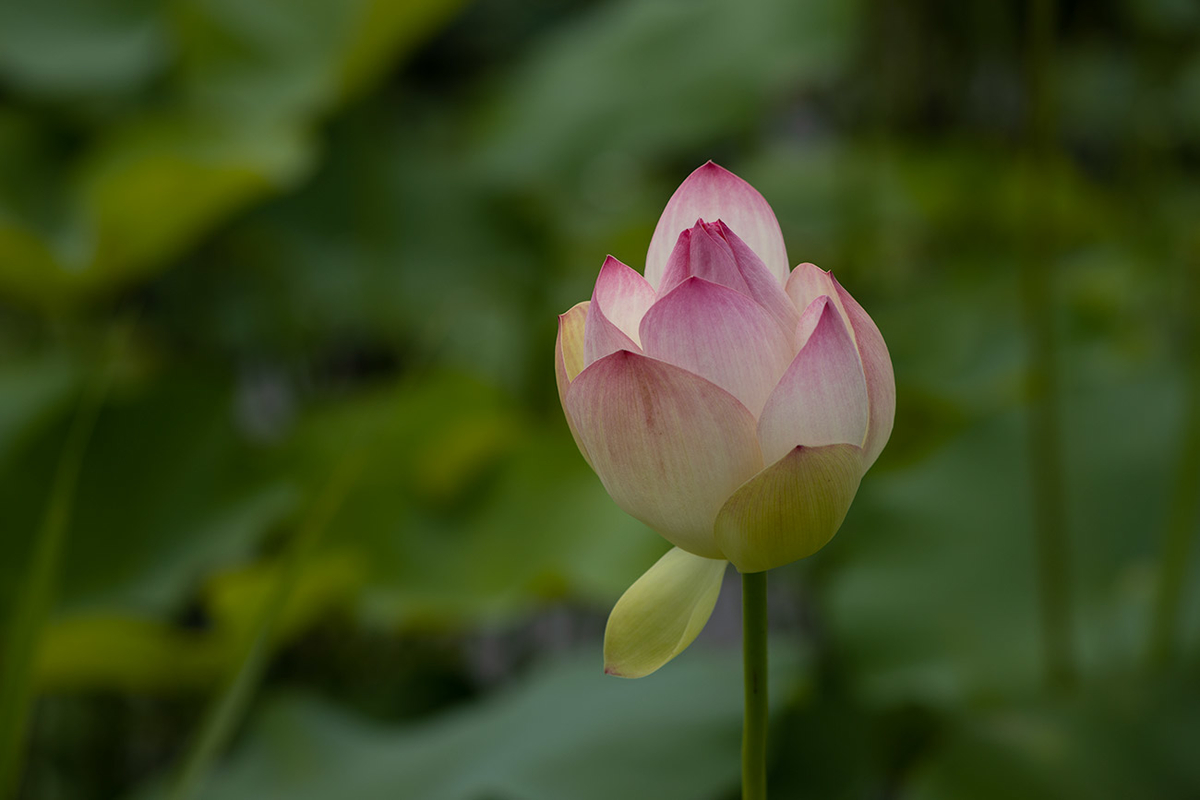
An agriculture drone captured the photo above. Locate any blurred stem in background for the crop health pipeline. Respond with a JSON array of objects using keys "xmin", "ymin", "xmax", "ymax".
[
  {"xmin": 742, "ymin": 571, "xmax": 768, "ymax": 800},
  {"xmin": 168, "ymin": 453, "xmax": 363, "ymax": 800},
  {"xmin": 1019, "ymin": 0, "xmax": 1077, "ymax": 690},
  {"xmin": 1147, "ymin": 249, "xmax": 1200, "ymax": 668},
  {"xmin": 0, "ymin": 345, "xmax": 112, "ymax": 797}
]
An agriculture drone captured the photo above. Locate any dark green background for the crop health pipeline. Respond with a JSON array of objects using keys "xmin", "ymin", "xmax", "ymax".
[{"xmin": 1, "ymin": 0, "xmax": 1199, "ymax": 797}]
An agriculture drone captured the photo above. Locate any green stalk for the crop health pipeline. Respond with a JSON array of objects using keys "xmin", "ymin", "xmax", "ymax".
[
  {"xmin": 168, "ymin": 454, "xmax": 362, "ymax": 800},
  {"xmin": 0, "ymin": 373, "xmax": 108, "ymax": 796},
  {"xmin": 1148, "ymin": 257, "xmax": 1200, "ymax": 667},
  {"xmin": 1020, "ymin": 0, "xmax": 1077, "ymax": 690},
  {"xmin": 741, "ymin": 570, "xmax": 768, "ymax": 800}
]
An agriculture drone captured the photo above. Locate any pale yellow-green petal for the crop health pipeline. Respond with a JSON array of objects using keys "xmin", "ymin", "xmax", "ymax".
[
  {"xmin": 715, "ymin": 444, "xmax": 864, "ymax": 573},
  {"xmin": 603, "ymin": 548, "xmax": 727, "ymax": 679},
  {"xmin": 555, "ymin": 301, "xmax": 591, "ymax": 467}
]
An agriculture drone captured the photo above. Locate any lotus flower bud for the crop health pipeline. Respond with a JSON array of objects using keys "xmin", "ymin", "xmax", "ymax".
[{"xmin": 555, "ymin": 162, "xmax": 894, "ymax": 676}]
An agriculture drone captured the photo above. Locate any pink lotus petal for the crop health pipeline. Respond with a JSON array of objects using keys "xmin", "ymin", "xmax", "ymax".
[
  {"xmin": 788, "ymin": 263, "xmax": 895, "ymax": 469},
  {"xmin": 639, "ymin": 278, "xmax": 794, "ymax": 417},
  {"xmin": 583, "ymin": 292, "xmax": 641, "ymax": 368},
  {"xmin": 646, "ymin": 162, "xmax": 789, "ymax": 289},
  {"xmin": 565, "ymin": 351, "xmax": 764, "ymax": 558},
  {"xmin": 785, "ymin": 262, "xmax": 847, "ymax": 327},
  {"xmin": 657, "ymin": 222, "xmax": 799, "ymax": 339},
  {"xmin": 555, "ymin": 302, "xmax": 592, "ymax": 467},
  {"xmin": 592, "ymin": 256, "xmax": 656, "ymax": 344},
  {"xmin": 833, "ymin": 275, "xmax": 895, "ymax": 470},
  {"xmin": 715, "ymin": 444, "xmax": 864, "ymax": 573},
  {"xmin": 756, "ymin": 296, "xmax": 870, "ymax": 464},
  {"xmin": 657, "ymin": 224, "xmax": 751, "ymax": 299},
  {"xmin": 712, "ymin": 221, "xmax": 799, "ymax": 335}
]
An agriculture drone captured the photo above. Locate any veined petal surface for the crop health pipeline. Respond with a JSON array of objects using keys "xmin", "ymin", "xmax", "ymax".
[
  {"xmin": 757, "ymin": 297, "xmax": 869, "ymax": 465},
  {"xmin": 555, "ymin": 302, "xmax": 591, "ymax": 467},
  {"xmin": 713, "ymin": 220, "xmax": 799, "ymax": 335},
  {"xmin": 785, "ymin": 262, "xmax": 845, "ymax": 320},
  {"xmin": 603, "ymin": 547, "xmax": 727, "ymax": 678},
  {"xmin": 646, "ymin": 162, "xmax": 789, "ymax": 288},
  {"xmin": 565, "ymin": 351, "xmax": 763, "ymax": 558},
  {"xmin": 657, "ymin": 224, "xmax": 751, "ymax": 299},
  {"xmin": 833, "ymin": 276, "xmax": 895, "ymax": 470},
  {"xmin": 639, "ymin": 278, "xmax": 793, "ymax": 417},
  {"xmin": 592, "ymin": 255, "xmax": 656, "ymax": 344},
  {"xmin": 658, "ymin": 222, "xmax": 798, "ymax": 338},
  {"xmin": 583, "ymin": 293, "xmax": 641, "ymax": 368},
  {"xmin": 715, "ymin": 444, "xmax": 863, "ymax": 573}
]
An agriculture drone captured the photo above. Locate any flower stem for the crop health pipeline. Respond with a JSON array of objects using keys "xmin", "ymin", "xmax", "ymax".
[
  {"xmin": 742, "ymin": 570, "xmax": 768, "ymax": 800},
  {"xmin": 0, "ymin": 375, "xmax": 106, "ymax": 797},
  {"xmin": 1021, "ymin": 0, "xmax": 1077, "ymax": 690},
  {"xmin": 1148, "ymin": 256, "xmax": 1200, "ymax": 668},
  {"xmin": 167, "ymin": 453, "xmax": 362, "ymax": 800}
]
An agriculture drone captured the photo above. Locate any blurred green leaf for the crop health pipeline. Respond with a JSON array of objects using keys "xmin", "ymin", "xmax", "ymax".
[
  {"xmin": 906, "ymin": 678, "xmax": 1200, "ymax": 800},
  {"xmin": 0, "ymin": 0, "xmax": 167, "ymax": 97},
  {"xmin": 825, "ymin": 368, "xmax": 1190, "ymax": 704},
  {"xmin": 138, "ymin": 646, "xmax": 803, "ymax": 800},
  {"xmin": 285, "ymin": 372, "xmax": 667, "ymax": 625},
  {"xmin": 0, "ymin": 0, "xmax": 468, "ymax": 306},
  {"xmin": 34, "ymin": 552, "xmax": 364, "ymax": 693},
  {"xmin": 0, "ymin": 368, "xmax": 293, "ymax": 617},
  {"xmin": 476, "ymin": 0, "xmax": 862, "ymax": 184},
  {"xmin": 0, "ymin": 352, "xmax": 79, "ymax": 467}
]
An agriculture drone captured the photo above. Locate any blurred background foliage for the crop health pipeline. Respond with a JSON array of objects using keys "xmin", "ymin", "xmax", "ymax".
[{"xmin": 1, "ymin": 0, "xmax": 1199, "ymax": 797}]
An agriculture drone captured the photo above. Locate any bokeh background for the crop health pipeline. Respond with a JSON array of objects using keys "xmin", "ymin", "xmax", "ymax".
[{"xmin": 2, "ymin": 0, "xmax": 1199, "ymax": 797}]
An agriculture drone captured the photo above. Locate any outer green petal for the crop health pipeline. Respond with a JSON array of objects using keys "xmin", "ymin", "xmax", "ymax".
[
  {"xmin": 556, "ymin": 301, "xmax": 588, "ymax": 384},
  {"xmin": 715, "ymin": 444, "xmax": 864, "ymax": 573},
  {"xmin": 556, "ymin": 301, "xmax": 591, "ymax": 467},
  {"xmin": 604, "ymin": 547, "xmax": 727, "ymax": 679}
]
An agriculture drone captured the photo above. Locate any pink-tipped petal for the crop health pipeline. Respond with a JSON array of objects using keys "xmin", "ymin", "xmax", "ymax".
[
  {"xmin": 788, "ymin": 263, "xmax": 895, "ymax": 470},
  {"xmin": 715, "ymin": 444, "xmax": 864, "ymax": 573},
  {"xmin": 592, "ymin": 256, "xmax": 656, "ymax": 344},
  {"xmin": 785, "ymin": 263, "xmax": 847, "ymax": 322},
  {"xmin": 757, "ymin": 297, "xmax": 870, "ymax": 465},
  {"xmin": 646, "ymin": 162, "xmax": 789, "ymax": 289},
  {"xmin": 556, "ymin": 302, "xmax": 592, "ymax": 467},
  {"xmin": 583, "ymin": 294, "xmax": 641, "ymax": 368},
  {"xmin": 565, "ymin": 351, "xmax": 764, "ymax": 558},
  {"xmin": 832, "ymin": 275, "xmax": 895, "ymax": 470},
  {"xmin": 658, "ymin": 224, "xmax": 751, "ymax": 299},
  {"xmin": 639, "ymin": 278, "xmax": 794, "ymax": 417},
  {"xmin": 714, "ymin": 221, "xmax": 799, "ymax": 335},
  {"xmin": 656, "ymin": 222, "xmax": 798, "ymax": 338}
]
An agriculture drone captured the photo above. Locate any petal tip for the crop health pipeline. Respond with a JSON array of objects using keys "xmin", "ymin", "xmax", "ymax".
[{"xmin": 794, "ymin": 261, "xmax": 830, "ymax": 275}]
